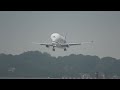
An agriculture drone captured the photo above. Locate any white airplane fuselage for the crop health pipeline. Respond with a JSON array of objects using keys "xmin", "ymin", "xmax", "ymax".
[{"xmin": 50, "ymin": 33, "xmax": 67, "ymax": 49}]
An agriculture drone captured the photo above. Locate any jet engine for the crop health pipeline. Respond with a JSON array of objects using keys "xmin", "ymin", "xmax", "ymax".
[
  {"xmin": 46, "ymin": 45, "xmax": 49, "ymax": 48},
  {"xmin": 66, "ymin": 44, "xmax": 70, "ymax": 48}
]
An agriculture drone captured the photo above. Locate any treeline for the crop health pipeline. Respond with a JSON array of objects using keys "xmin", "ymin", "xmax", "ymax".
[{"xmin": 0, "ymin": 51, "xmax": 120, "ymax": 78}]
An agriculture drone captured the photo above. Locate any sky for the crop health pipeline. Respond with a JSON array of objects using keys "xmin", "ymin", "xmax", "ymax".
[{"xmin": 0, "ymin": 11, "xmax": 120, "ymax": 59}]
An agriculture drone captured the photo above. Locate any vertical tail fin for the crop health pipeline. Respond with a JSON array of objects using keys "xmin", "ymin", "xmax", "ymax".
[{"xmin": 64, "ymin": 33, "xmax": 67, "ymax": 40}]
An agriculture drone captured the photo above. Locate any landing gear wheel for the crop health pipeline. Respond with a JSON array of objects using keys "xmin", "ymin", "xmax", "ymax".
[
  {"xmin": 64, "ymin": 48, "xmax": 67, "ymax": 51},
  {"xmin": 53, "ymin": 48, "xmax": 55, "ymax": 51}
]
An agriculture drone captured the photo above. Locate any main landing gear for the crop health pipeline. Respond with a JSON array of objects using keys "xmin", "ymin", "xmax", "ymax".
[
  {"xmin": 53, "ymin": 48, "xmax": 55, "ymax": 51},
  {"xmin": 64, "ymin": 48, "xmax": 67, "ymax": 51},
  {"xmin": 52, "ymin": 47, "xmax": 67, "ymax": 51},
  {"xmin": 52, "ymin": 47, "xmax": 55, "ymax": 51}
]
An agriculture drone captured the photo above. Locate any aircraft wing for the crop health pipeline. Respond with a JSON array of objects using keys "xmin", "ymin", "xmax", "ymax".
[
  {"xmin": 32, "ymin": 42, "xmax": 53, "ymax": 46},
  {"xmin": 68, "ymin": 43, "xmax": 81, "ymax": 46},
  {"xmin": 68, "ymin": 41, "xmax": 94, "ymax": 46}
]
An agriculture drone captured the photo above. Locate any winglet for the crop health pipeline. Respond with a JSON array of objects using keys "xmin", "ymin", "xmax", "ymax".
[{"xmin": 64, "ymin": 33, "xmax": 67, "ymax": 40}]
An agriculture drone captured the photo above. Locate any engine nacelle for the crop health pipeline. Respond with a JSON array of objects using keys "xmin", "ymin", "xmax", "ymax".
[
  {"xmin": 66, "ymin": 44, "xmax": 70, "ymax": 48},
  {"xmin": 46, "ymin": 45, "xmax": 49, "ymax": 48}
]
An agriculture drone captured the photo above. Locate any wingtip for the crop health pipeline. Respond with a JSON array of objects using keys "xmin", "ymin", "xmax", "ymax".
[{"xmin": 32, "ymin": 42, "xmax": 37, "ymax": 44}]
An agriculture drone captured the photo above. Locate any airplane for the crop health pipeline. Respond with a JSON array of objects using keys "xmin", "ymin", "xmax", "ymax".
[{"xmin": 32, "ymin": 33, "xmax": 93, "ymax": 51}]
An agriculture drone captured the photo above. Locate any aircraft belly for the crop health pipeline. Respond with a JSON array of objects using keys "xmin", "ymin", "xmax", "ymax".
[
  {"xmin": 56, "ymin": 46, "xmax": 64, "ymax": 49},
  {"xmin": 56, "ymin": 44, "xmax": 66, "ymax": 49}
]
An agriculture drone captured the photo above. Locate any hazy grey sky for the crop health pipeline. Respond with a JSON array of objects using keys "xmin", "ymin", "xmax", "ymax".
[{"xmin": 0, "ymin": 11, "xmax": 120, "ymax": 59}]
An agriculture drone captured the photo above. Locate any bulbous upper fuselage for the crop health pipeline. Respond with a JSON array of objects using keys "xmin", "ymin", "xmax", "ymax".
[{"xmin": 50, "ymin": 33, "xmax": 66, "ymax": 44}]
